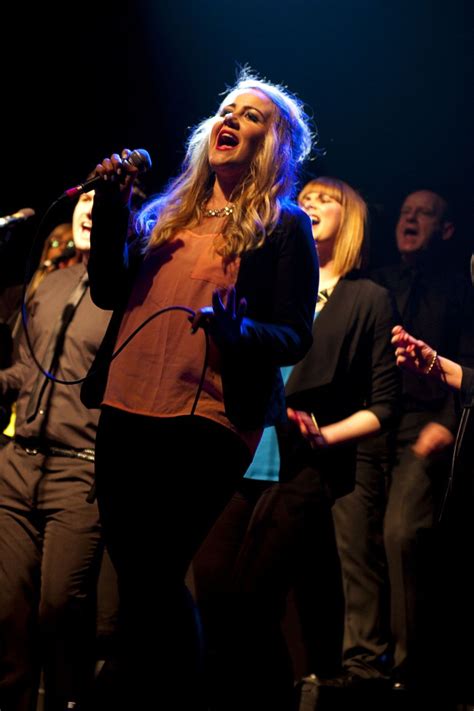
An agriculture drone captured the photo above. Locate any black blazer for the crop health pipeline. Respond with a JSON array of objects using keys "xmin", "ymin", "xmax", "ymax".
[
  {"xmin": 82, "ymin": 192, "xmax": 319, "ymax": 431},
  {"xmin": 281, "ymin": 273, "xmax": 400, "ymax": 499},
  {"xmin": 461, "ymin": 367, "xmax": 474, "ymax": 407},
  {"xmin": 371, "ymin": 259, "xmax": 474, "ymax": 432}
]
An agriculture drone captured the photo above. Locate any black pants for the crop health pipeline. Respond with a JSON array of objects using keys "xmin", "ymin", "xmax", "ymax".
[
  {"xmin": 0, "ymin": 443, "xmax": 102, "ymax": 711},
  {"xmin": 332, "ymin": 440, "xmax": 392, "ymax": 678},
  {"xmin": 333, "ymin": 411, "xmax": 453, "ymax": 683},
  {"xmin": 94, "ymin": 407, "xmax": 250, "ymax": 711},
  {"xmin": 193, "ymin": 468, "xmax": 343, "ymax": 711}
]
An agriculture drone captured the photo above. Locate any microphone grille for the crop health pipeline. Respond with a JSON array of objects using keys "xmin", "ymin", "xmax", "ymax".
[
  {"xmin": 126, "ymin": 149, "xmax": 152, "ymax": 173},
  {"xmin": 16, "ymin": 208, "xmax": 36, "ymax": 219}
]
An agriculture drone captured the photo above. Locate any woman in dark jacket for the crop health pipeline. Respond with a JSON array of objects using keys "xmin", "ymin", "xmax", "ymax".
[
  {"xmin": 83, "ymin": 71, "xmax": 318, "ymax": 710},
  {"xmin": 193, "ymin": 176, "xmax": 400, "ymax": 710}
]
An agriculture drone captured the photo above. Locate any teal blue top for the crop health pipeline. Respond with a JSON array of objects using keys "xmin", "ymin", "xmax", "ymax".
[
  {"xmin": 244, "ymin": 365, "xmax": 293, "ymax": 481},
  {"xmin": 244, "ymin": 303, "xmax": 326, "ymax": 482}
]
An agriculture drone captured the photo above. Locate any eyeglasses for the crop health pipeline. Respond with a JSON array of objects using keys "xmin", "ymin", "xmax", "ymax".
[{"xmin": 49, "ymin": 238, "xmax": 75, "ymax": 249}]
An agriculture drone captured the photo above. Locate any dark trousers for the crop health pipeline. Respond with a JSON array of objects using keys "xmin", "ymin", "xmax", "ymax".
[
  {"xmin": 193, "ymin": 468, "xmax": 342, "ymax": 711},
  {"xmin": 384, "ymin": 415, "xmax": 450, "ymax": 677},
  {"xmin": 0, "ymin": 442, "xmax": 102, "ymax": 711},
  {"xmin": 333, "ymin": 411, "xmax": 452, "ymax": 682},
  {"xmin": 93, "ymin": 407, "xmax": 250, "ymax": 711},
  {"xmin": 332, "ymin": 440, "xmax": 391, "ymax": 678}
]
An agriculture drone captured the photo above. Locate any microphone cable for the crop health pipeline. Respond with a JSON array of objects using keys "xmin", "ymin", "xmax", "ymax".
[
  {"xmin": 19, "ymin": 201, "xmax": 211, "ymax": 418},
  {"xmin": 438, "ymin": 405, "xmax": 471, "ymax": 524}
]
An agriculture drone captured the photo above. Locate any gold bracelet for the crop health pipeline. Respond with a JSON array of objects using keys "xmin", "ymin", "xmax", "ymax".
[{"xmin": 425, "ymin": 350, "xmax": 438, "ymax": 375}]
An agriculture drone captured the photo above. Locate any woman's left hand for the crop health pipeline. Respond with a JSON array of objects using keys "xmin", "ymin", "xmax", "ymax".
[
  {"xmin": 190, "ymin": 287, "xmax": 247, "ymax": 346},
  {"xmin": 287, "ymin": 408, "xmax": 328, "ymax": 448}
]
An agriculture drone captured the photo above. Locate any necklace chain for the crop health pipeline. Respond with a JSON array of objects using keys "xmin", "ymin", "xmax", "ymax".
[{"xmin": 202, "ymin": 203, "xmax": 234, "ymax": 218}]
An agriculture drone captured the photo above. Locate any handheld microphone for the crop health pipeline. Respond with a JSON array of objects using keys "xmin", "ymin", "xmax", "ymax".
[
  {"xmin": 0, "ymin": 207, "xmax": 35, "ymax": 229},
  {"xmin": 62, "ymin": 149, "xmax": 152, "ymax": 199}
]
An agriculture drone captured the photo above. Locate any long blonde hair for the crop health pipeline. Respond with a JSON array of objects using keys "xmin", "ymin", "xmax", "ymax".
[
  {"xmin": 137, "ymin": 70, "xmax": 313, "ymax": 258},
  {"xmin": 298, "ymin": 177, "xmax": 367, "ymax": 276}
]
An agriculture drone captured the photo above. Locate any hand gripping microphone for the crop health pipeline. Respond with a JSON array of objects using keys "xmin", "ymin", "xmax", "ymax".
[{"xmin": 62, "ymin": 149, "xmax": 152, "ymax": 199}]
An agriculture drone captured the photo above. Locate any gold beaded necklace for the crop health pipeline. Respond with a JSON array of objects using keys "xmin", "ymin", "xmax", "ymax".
[{"xmin": 202, "ymin": 203, "xmax": 234, "ymax": 218}]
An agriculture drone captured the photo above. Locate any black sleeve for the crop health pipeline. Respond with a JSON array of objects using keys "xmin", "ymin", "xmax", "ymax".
[
  {"xmin": 88, "ymin": 187, "xmax": 132, "ymax": 310},
  {"xmin": 365, "ymin": 287, "xmax": 401, "ymax": 429},
  {"xmin": 223, "ymin": 207, "xmax": 319, "ymax": 366},
  {"xmin": 461, "ymin": 367, "xmax": 474, "ymax": 407}
]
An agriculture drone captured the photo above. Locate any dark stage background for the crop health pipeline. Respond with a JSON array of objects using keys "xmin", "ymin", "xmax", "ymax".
[{"xmin": 1, "ymin": 0, "xmax": 473, "ymax": 282}]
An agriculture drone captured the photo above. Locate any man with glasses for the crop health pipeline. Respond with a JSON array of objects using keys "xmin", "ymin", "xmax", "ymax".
[{"xmin": 330, "ymin": 189, "xmax": 474, "ymax": 696}]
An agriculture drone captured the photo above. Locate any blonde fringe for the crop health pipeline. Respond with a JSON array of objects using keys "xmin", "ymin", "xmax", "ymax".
[{"xmin": 298, "ymin": 177, "xmax": 367, "ymax": 276}]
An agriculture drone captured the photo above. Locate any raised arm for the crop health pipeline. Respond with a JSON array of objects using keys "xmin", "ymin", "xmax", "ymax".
[{"xmin": 391, "ymin": 324, "xmax": 463, "ymax": 391}]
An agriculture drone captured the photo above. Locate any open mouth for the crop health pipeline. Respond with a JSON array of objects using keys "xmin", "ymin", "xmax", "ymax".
[
  {"xmin": 404, "ymin": 227, "xmax": 418, "ymax": 237},
  {"xmin": 217, "ymin": 130, "xmax": 239, "ymax": 149}
]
